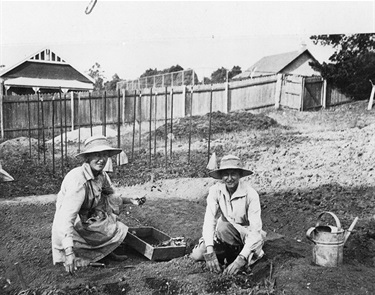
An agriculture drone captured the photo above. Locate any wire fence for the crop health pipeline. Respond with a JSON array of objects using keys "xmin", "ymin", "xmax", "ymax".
[
  {"xmin": 0, "ymin": 74, "xmax": 352, "ymax": 179},
  {"xmin": 117, "ymin": 69, "xmax": 196, "ymax": 90}
]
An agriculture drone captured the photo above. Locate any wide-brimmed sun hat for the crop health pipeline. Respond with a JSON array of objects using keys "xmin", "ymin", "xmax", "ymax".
[
  {"xmin": 76, "ymin": 135, "xmax": 122, "ymax": 158},
  {"xmin": 208, "ymin": 154, "xmax": 253, "ymax": 179}
]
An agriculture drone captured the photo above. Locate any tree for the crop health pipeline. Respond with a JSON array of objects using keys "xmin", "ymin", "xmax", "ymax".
[
  {"xmin": 87, "ymin": 62, "xmax": 106, "ymax": 91},
  {"xmin": 211, "ymin": 67, "xmax": 228, "ymax": 83},
  {"xmin": 210, "ymin": 66, "xmax": 242, "ymax": 84},
  {"xmin": 104, "ymin": 73, "xmax": 121, "ymax": 91},
  {"xmin": 310, "ymin": 33, "xmax": 375, "ymax": 100},
  {"xmin": 140, "ymin": 68, "xmax": 158, "ymax": 78},
  {"xmin": 229, "ymin": 66, "xmax": 242, "ymax": 79}
]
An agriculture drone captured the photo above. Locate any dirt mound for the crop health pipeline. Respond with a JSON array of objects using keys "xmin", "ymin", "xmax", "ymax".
[
  {"xmin": 0, "ymin": 137, "xmax": 39, "ymax": 158},
  {"xmin": 154, "ymin": 111, "xmax": 280, "ymax": 139}
]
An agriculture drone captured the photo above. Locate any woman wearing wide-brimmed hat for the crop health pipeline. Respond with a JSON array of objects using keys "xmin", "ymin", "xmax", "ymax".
[
  {"xmin": 190, "ymin": 155, "xmax": 266, "ymax": 275},
  {"xmin": 51, "ymin": 135, "xmax": 145, "ymax": 274}
]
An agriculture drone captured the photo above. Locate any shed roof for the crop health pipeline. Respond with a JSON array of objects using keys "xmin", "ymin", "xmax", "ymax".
[{"xmin": 234, "ymin": 49, "xmax": 319, "ymax": 79}]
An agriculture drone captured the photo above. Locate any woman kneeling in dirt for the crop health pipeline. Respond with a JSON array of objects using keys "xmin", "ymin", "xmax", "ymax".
[
  {"xmin": 52, "ymin": 135, "xmax": 145, "ymax": 274},
  {"xmin": 190, "ymin": 155, "xmax": 266, "ymax": 275}
]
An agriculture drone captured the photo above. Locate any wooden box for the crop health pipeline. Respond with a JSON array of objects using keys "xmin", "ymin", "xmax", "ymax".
[{"xmin": 125, "ymin": 227, "xmax": 186, "ymax": 261}]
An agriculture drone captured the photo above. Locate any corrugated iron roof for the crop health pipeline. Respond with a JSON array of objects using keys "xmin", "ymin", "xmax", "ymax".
[
  {"xmin": 3, "ymin": 61, "xmax": 93, "ymax": 83},
  {"xmin": 234, "ymin": 49, "xmax": 319, "ymax": 79},
  {"xmin": 249, "ymin": 50, "xmax": 305, "ymax": 74}
]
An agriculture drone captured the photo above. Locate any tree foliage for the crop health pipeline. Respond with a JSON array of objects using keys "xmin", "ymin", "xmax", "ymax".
[
  {"xmin": 104, "ymin": 73, "xmax": 121, "ymax": 91},
  {"xmin": 87, "ymin": 62, "xmax": 106, "ymax": 91},
  {"xmin": 310, "ymin": 33, "xmax": 375, "ymax": 100},
  {"xmin": 208, "ymin": 66, "xmax": 242, "ymax": 84}
]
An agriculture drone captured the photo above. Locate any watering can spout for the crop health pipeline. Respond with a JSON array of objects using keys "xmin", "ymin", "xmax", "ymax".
[{"xmin": 344, "ymin": 217, "xmax": 359, "ymax": 245}]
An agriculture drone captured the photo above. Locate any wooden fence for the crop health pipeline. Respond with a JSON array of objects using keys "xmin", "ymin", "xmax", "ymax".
[{"xmin": 0, "ymin": 74, "xmax": 352, "ymax": 140}]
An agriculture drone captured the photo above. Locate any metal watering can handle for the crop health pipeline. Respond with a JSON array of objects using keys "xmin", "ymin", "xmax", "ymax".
[
  {"xmin": 315, "ymin": 211, "xmax": 342, "ymax": 231},
  {"xmin": 306, "ymin": 227, "xmax": 316, "ymax": 243}
]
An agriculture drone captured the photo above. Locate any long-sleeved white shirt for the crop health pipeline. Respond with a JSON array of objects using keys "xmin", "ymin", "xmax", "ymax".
[{"xmin": 202, "ymin": 179, "xmax": 263, "ymax": 260}]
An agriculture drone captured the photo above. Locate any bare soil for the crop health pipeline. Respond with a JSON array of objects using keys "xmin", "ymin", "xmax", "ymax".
[{"xmin": 1, "ymin": 100, "xmax": 375, "ymax": 294}]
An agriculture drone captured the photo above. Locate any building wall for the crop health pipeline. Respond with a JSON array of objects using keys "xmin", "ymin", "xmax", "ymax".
[{"xmin": 281, "ymin": 53, "xmax": 320, "ymax": 76}]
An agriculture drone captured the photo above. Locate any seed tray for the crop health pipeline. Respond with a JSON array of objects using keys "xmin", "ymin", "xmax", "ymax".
[{"xmin": 125, "ymin": 227, "xmax": 186, "ymax": 261}]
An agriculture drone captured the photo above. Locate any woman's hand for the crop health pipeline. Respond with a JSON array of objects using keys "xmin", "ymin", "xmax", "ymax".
[
  {"xmin": 64, "ymin": 250, "xmax": 91, "ymax": 275},
  {"xmin": 203, "ymin": 246, "xmax": 222, "ymax": 273},
  {"xmin": 223, "ymin": 255, "xmax": 247, "ymax": 275},
  {"xmin": 64, "ymin": 252, "xmax": 77, "ymax": 275},
  {"xmin": 130, "ymin": 196, "xmax": 146, "ymax": 206}
]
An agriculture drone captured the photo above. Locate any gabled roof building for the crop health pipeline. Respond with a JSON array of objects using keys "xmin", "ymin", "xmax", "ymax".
[
  {"xmin": 233, "ymin": 48, "xmax": 321, "ymax": 80},
  {"xmin": 0, "ymin": 48, "xmax": 94, "ymax": 95}
]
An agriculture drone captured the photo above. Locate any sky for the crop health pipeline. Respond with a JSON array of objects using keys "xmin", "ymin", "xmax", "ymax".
[{"xmin": 0, "ymin": 0, "xmax": 374, "ymax": 82}]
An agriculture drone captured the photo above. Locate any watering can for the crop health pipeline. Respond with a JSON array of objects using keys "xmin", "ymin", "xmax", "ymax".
[{"xmin": 306, "ymin": 211, "xmax": 358, "ymax": 267}]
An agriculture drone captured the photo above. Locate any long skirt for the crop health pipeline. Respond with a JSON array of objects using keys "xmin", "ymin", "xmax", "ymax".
[{"xmin": 52, "ymin": 221, "xmax": 128, "ymax": 264}]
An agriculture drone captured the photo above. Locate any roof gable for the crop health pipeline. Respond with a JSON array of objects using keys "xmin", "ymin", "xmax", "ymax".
[
  {"xmin": 0, "ymin": 47, "xmax": 94, "ymax": 83},
  {"xmin": 237, "ymin": 49, "xmax": 319, "ymax": 78}
]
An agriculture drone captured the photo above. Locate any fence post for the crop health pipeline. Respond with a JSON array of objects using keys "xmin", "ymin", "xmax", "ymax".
[
  {"xmin": 0, "ymin": 79, "xmax": 4, "ymax": 139},
  {"xmin": 322, "ymin": 79, "xmax": 327, "ymax": 109},
  {"xmin": 225, "ymin": 82, "xmax": 229, "ymax": 113},
  {"xmin": 274, "ymin": 74, "xmax": 283, "ymax": 109},
  {"xmin": 300, "ymin": 77, "xmax": 305, "ymax": 112}
]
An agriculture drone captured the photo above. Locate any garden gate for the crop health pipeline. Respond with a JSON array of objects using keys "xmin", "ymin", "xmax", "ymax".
[{"xmin": 302, "ymin": 76, "xmax": 324, "ymax": 110}]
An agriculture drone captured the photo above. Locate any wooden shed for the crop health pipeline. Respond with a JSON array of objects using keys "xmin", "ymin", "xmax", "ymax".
[
  {"xmin": 0, "ymin": 47, "xmax": 94, "ymax": 95},
  {"xmin": 233, "ymin": 47, "xmax": 321, "ymax": 80}
]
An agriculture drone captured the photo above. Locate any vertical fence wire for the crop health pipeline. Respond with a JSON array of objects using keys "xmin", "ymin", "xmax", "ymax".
[
  {"xmin": 41, "ymin": 95, "xmax": 46, "ymax": 164},
  {"xmin": 131, "ymin": 90, "xmax": 136, "ymax": 161},
  {"xmin": 89, "ymin": 92, "xmax": 93, "ymax": 136},
  {"xmin": 149, "ymin": 88, "xmax": 152, "ymax": 168},
  {"xmin": 27, "ymin": 95, "xmax": 32, "ymax": 158},
  {"xmin": 207, "ymin": 85, "xmax": 213, "ymax": 162},
  {"xmin": 138, "ymin": 93, "xmax": 142, "ymax": 151},
  {"xmin": 37, "ymin": 92, "xmax": 40, "ymax": 163},
  {"xmin": 153, "ymin": 92, "xmax": 157, "ymax": 156},
  {"xmin": 170, "ymin": 88, "xmax": 173, "ymax": 158},
  {"xmin": 164, "ymin": 87, "xmax": 168, "ymax": 169},
  {"xmin": 52, "ymin": 94, "xmax": 55, "ymax": 175},
  {"xmin": 188, "ymin": 87, "xmax": 193, "ymax": 164},
  {"xmin": 117, "ymin": 89, "xmax": 121, "ymax": 149},
  {"xmin": 102, "ymin": 91, "xmax": 107, "ymax": 136},
  {"xmin": 77, "ymin": 93, "xmax": 81, "ymax": 153},
  {"xmin": 64, "ymin": 93, "xmax": 67, "ymax": 162},
  {"xmin": 59, "ymin": 91, "xmax": 64, "ymax": 177}
]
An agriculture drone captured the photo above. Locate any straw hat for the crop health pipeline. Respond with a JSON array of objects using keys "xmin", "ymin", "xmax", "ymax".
[
  {"xmin": 76, "ymin": 135, "xmax": 122, "ymax": 158},
  {"xmin": 208, "ymin": 155, "xmax": 253, "ymax": 179}
]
